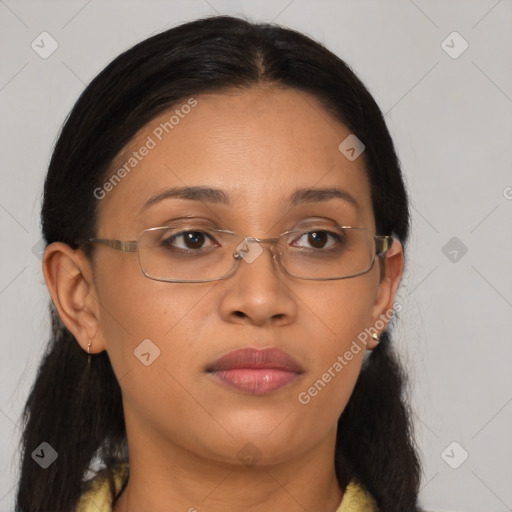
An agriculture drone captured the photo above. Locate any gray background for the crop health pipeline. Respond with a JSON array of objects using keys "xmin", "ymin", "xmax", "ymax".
[{"xmin": 1, "ymin": 1, "xmax": 511, "ymax": 511}]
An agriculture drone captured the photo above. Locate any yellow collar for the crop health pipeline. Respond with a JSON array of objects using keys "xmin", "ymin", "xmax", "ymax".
[{"xmin": 76, "ymin": 463, "xmax": 377, "ymax": 512}]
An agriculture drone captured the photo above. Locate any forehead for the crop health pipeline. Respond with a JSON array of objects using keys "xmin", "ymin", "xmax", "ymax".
[{"xmin": 96, "ymin": 86, "xmax": 374, "ymax": 235}]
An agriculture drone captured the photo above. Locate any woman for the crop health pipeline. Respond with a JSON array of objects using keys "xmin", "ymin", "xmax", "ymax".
[{"xmin": 16, "ymin": 15, "xmax": 421, "ymax": 512}]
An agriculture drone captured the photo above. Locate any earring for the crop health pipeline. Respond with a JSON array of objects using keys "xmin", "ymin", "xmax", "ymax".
[
  {"xmin": 372, "ymin": 332, "xmax": 379, "ymax": 343},
  {"xmin": 87, "ymin": 339, "xmax": 92, "ymax": 364}
]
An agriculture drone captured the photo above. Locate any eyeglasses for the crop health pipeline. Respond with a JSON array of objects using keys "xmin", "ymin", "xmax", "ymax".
[{"xmin": 88, "ymin": 224, "xmax": 393, "ymax": 283}]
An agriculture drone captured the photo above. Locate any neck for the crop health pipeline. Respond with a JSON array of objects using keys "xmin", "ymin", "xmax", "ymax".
[{"xmin": 113, "ymin": 426, "xmax": 343, "ymax": 512}]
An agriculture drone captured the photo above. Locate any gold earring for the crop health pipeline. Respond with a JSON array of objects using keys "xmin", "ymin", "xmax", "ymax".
[
  {"xmin": 372, "ymin": 332, "xmax": 379, "ymax": 343},
  {"xmin": 87, "ymin": 339, "xmax": 92, "ymax": 364}
]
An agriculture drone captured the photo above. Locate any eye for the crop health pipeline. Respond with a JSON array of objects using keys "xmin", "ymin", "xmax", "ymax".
[
  {"xmin": 161, "ymin": 230, "xmax": 219, "ymax": 251},
  {"xmin": 291, "ymin": 230, "xmax": 344, "ymax": 250}
]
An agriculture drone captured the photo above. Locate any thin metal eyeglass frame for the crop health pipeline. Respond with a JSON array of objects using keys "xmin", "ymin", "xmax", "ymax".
[{"xmin": 88, "ymin": 226, "xmax": 394, "ymax": 283}]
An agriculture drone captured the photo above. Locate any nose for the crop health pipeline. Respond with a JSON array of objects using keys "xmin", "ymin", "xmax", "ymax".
[
  {"xmin": 233, "ymin": 237, "xmax": 281, "ymax": 266},
  {"xmin": 220, "ymin": 238, "xmax": 296, "ymax": 326}
]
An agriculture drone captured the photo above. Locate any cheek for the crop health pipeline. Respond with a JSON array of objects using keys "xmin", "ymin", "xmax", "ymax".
[
  {"xmin": 94, "ymin": 268, "xmax": 211, "ymax": 441},
  {"xmin": 292, "ymin": 276, "xmax": 377, "ymax": 424},
  {"xmin": 94, "ymin": 258, "xmax": 205, "ymax": 378},
  {"xmin": 302, "ymin": 272, "xmax": 377, "ymax": 359},
  {"xmin": 296, "ymin": 351, "xmax": 364, "ymax": 435}
]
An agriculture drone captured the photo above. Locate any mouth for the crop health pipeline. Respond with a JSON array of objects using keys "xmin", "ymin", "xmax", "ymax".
[{"xmin": 205, "ymin": 347, "xmax": 304, "ymax": 395}]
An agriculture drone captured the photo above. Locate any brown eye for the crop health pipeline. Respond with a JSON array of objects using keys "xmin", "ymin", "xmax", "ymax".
[
  {"xmin": 306, "ymin": 231, "xmax": 329, "ymax": 249},
  {"xmin": 161, "ymin": 230, "xmax": 217, "ymax": 251},
  {"xmin": 291, "ymin": 230, "xmax": 343, "ymax": 251}
]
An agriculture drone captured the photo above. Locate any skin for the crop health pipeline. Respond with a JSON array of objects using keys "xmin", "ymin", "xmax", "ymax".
[{"xmin": 43, "ymin": 85, "xmax": 404, "ymax": 512}]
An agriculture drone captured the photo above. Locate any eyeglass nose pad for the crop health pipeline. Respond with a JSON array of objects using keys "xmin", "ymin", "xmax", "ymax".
[{"xmin": 234, "ymin": 238, "xmax": 264, "ymax": 264}]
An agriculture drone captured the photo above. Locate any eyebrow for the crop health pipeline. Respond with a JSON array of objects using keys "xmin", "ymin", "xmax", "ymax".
[{"xmin": 140, "ymin": 185, "xmax": 359, "ymax": 213}]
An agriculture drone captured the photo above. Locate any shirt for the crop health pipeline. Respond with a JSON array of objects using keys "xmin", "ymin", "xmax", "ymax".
[{"xmin": 75, "ymin": 462, "xmax": 377, "ymax": 512}]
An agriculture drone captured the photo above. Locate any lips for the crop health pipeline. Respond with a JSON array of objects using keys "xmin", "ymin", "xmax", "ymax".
[
  {"xmin": 206, "ymin": 347, "xmax": 304, "ymax": 373},
  {"xmin": 206, "ymin": 347, "xmax": 304, "ymax": 395}
]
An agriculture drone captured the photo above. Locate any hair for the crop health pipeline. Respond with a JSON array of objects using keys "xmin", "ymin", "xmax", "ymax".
[{"xmin": 16, "ymin": 14, "xmax": 421, "ymax": 512}]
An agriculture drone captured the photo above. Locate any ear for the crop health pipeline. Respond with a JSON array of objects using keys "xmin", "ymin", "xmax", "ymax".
[
  {"xmin": 42, "ymin": 242, "xmax": 106, "ymax": 354},
  {"xmin": 367, "ymin": 238, "xmax": 404, "ymax": 350}
]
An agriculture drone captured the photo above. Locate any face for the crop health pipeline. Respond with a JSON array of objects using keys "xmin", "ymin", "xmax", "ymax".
[{"xmin": 46, "ymin": 85, "xmax": 403, "ymax": 468}]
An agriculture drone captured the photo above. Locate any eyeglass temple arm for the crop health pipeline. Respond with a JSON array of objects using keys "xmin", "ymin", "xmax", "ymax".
[
  {"xmin": 375, "ymin": 235, "xmax": 394, "ymax": 256},
  {"xmin": 88, "ymin": 239, "xmax": 138, "ymax": 252}
]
